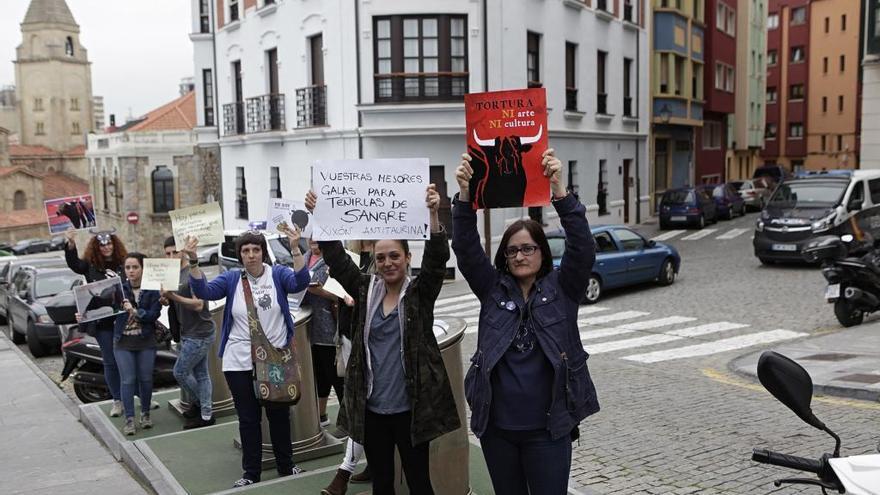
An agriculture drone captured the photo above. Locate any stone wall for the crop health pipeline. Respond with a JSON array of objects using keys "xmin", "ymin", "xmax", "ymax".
[
  {"xmin": 0, "ymin": 223, "xmax": 48, "ymax": 245},
  {"xmin": 1, "ymin": 171, "xmax": 42, "ymax": 211}
]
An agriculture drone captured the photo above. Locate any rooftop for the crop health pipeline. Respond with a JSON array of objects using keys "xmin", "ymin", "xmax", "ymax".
[{"xmin": 22, "ymin": 0, "xmax": 77, "ymax": 27}]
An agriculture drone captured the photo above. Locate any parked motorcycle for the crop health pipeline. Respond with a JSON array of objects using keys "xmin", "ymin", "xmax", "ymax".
[
  {"xmin": 46, "ymin": 290, "xmax": 179, "ymax": 403},
  {"xmin": 752, "ymin": 351, "xmax": 880, "ymax": 493},
  {"xmin": 802, "ymin": 234, "xmax": 880, "ymax": 327}
]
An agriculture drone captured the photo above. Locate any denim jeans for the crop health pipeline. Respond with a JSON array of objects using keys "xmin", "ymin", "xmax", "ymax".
[
  {"xmin": 114, "ymin": 347, "xmax": 157, "ymax": 419},
  {"xmin": 224, "ymin": 370, "xmax": 293, "ymax": 482},
  {"xmin": 95, "ymin": 329, "xmax": 121, "ymax": 400},
  {"xmin": 173, "ymin": 334, "xmax": 214, "ymax": 418},
  {"xmin": 480, "ymin": 424, "xmax": 573, "ymax": 495}
]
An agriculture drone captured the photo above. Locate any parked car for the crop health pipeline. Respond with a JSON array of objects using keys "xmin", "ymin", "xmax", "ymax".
[
  {"xmin": 0, "ymin": 256, "xmax": 66, "ymax": 325},
  {"xmin": 753, "ymin": 170, "xmax": 880, "ymax": 264},
  {"xmin": 730, "ymin": 178, "xmax": 772, "ymax": 211},
  {"xmin": 197, "ymin": 245, "xmax": 219, "ymax": 265},
  {"xmin": 546, "ymin": 226, "xmax": 681, "ymax": 304},
  {"xmin": 658, "ymin": 187, "xmax": 718, "ymax": 229},
  {"xmin": 699, "ymin": 183, "xmax": 746, "ymax": 220},
  {"xmin": 11, "ymin": 238, "xmax": 52, "ymax": 255},
  {"xmin": 49, "ymin": 235, "xmax": 67, "ymax": 251},
  {"xmin": 7, "ymin": 266, "xmax": 84, "ymax": 356},
  {"xmin": 0, "ymin": 249, "xmax": 12, "ymax": 257}
]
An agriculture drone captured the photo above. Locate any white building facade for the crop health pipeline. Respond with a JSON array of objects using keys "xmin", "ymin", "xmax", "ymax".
[{"xmin": 191, "ymin": 0, "xmax": 651, "ymax": 271}]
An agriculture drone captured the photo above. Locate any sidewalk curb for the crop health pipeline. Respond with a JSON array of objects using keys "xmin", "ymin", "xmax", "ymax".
[
  {"xmin": 4, "ymin": 339, "xmax": 81, "ymax": 418},
  {"xmin": 728, "ymin": 351, "xmax": 880, "ymax": 403}
]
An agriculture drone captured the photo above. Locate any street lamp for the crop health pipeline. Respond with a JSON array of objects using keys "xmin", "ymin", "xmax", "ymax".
[{"xmin": 659, "ymin": 104, "xmax": 671, "ymax": 124}]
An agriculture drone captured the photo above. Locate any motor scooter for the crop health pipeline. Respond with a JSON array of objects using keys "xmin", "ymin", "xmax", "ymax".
[
  {"xmin": 46, "ymin": 290, "xmax": 179, "ymax": 403},
  {"xmin": 752, "ymin": 351, "xmax": 880, "ymax": 494}
]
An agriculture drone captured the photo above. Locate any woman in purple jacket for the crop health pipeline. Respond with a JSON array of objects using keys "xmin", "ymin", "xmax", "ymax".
[
  {"xmin": 180, "ymin": 227, "xmax": 309, "ymax": 488},
  {"xmin": 452, "ymin": 149, "xmax": 599, "ymax": 495}
]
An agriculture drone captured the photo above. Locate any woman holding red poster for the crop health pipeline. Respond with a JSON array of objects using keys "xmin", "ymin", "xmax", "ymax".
[{"xmin": 452, "ymin": 148, "xmax": 600, "ymax": 494}]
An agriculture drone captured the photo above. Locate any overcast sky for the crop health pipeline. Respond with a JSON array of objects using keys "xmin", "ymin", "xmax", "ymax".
[{"xmin": 0, "ymin": 0, "xmax": 193, "ymax": 123}]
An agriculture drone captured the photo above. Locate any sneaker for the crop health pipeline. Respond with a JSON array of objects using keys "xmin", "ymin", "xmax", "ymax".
[
  {"xmin": 350, "ymin": 465, "xmax": 370, "ymax": 483},
  {"xmin": 140, "ymin": 413, "xmax": 153, "ymax": 429},
  {"xmin": 150, "ymin": 400, "xmax": 160, "ymax": 410},
  {"xmin": 232, "ymin": 478, "xmax": 256, "ymax": 488},
  {"xmin": 109, "ymin": 401, "xmax": 123, "ymax": 418},
  {"xmin": 123, "ymin": 418, "xmax": 136, "ymax": 436},
  {"xmin": 182, "ymin": 402, "xmax": 200, "ymax": 420},
  {"xmin": 321, "ymin": 468, "xmax": 352, "ymax": 495},
  {"xmin": 320, "ymin": 414, "xmax": 330, "ymax": 427},
  {"xmin": 292, "ymin": 465, "xmax": 304, "ymax": 475},
  {"xmin": 183, "ymin": 415, "xmax": 216, "ymax": 430}
]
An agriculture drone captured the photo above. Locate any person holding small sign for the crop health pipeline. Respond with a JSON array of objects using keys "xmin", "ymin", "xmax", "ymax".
[
  {"xmin": 305, "ymin": 184, "xmax": 460, "ymax": 495},
  {"xmin": 180, "ymin": 225, "xmax": 309, "ymax": 488},
  {"xmin": 453, "ymin": 149, "xmax": 599, "ymax": 495}
]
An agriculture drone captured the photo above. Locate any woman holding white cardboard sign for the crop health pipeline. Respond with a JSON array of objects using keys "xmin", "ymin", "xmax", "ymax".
[
  {"xmin": 453, "ymin": 149, "xmax": 599, "ymax": 495},
  {"xmin": 305, "ymin": 184, "xmax": 459, "ymax": 495},
  {"xmin": 180, "ymin": 224, "xmax": 310, "ymax": 488}
]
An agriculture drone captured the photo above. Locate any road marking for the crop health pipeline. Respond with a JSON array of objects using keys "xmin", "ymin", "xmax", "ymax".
[
  {"xmin": 435, "ymin": 293, "xmax": 478, "ymax": 306},
  {"xmin": 667, "ymin": 321, "xmax": 750, "ymax": 337},
  {"xmin": 579, "ymin": 316, "xmax": 697, "ymax": 341},
  {"xmin": 578, "ymin": 311, "xmax": 649, "ymax": 326},
  {"xmin": 578, "ymin": 306, "xmax": 609, "ymax": 316},
  {"xmin": 622, "ymin": 329, "xmax": 807, "ymax": 363},
  {"xmin": 651, "ymin": 230, "xmax": 686, "ymax": 241},
  {"xmin": 588, "ymin": 334, "xmax": 683, "ymax": 353},
  {"xmin": 435, "ymin": 299, "xmax": 481, "ymax": 313},
  {"xmin": 716, "ymin": 228, "xmax": 749, "ymax": 240},
  {"xmin": 463, "ymin": 316, "xmax": 479, "ymax": 334},
  {"xmin": 681, "ymin": 229, "xmax": 718, "ymax": 241}
]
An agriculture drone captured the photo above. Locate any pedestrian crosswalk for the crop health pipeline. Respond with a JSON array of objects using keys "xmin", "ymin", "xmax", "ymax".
[
  {"xmin": 651, "ymin": 227, "xmax": 751, "ymax": 242},
  {"xmin": 433, "ymin": 293, "xmax": 807, "ymax": 364}
]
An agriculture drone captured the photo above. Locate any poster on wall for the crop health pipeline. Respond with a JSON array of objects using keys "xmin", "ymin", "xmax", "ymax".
[
  {"xmin": 310, "ymin": 159, "xmax": 431, "ymax": 241},
  {"xmin": 464, "ymin": 87, "xmax": 550, "ymax": 209},
  {"xmin": 44, "ymin": 194, "xmax": 97, "ymax": 234}
]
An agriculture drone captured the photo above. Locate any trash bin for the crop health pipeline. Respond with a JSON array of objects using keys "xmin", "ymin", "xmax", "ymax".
[
  {"xmin": 394, "ymin": 317, "xmax": 470, "ymax": 494},
  {"xmin": 169, "ymin": 300, "xmax": 235, "ymax": 417}
]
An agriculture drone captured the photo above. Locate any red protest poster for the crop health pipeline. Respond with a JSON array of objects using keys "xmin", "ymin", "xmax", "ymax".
[{"xmin": 465, "ymin": 88, "xmax": 549, "ymax": 209}]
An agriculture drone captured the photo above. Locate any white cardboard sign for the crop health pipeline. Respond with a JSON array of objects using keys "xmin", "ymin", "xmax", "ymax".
[
  {"xmin": 267, "ymin": 198, "xmax": 313, "ymax": 239},
  {"xmin": 311, "ymin": 159, "xmax": 431, "ymax": 241},
  {"xmin": 141, "ymin": 258, "xmax": 181, "ymax": 291}
]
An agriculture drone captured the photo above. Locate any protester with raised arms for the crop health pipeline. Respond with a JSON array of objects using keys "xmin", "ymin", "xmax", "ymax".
[
  {"xmin": 179, "ymin": 225, "xmax": 310, "ymax": 488},
  {"xmin": 453, "ymin": 149, "xmax": 599, "ymax": 494},
  {"xmin": 305, "ymin": 184, "xmax": 459, "ymax": 495}
]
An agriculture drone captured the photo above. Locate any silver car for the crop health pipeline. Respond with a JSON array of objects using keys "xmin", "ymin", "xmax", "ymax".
[{"xmin": 730, "ymin": 178, "xmax": 772, "ymax": 211}]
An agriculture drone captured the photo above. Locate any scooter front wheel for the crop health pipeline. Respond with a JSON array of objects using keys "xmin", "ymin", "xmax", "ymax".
[
  {"xmin": 74, "ymin": 383, "xmax": 112, "ymax": 403},
  {"xmin": 834, "ymin": 299, "xmax": 865, "ymax": 327}
]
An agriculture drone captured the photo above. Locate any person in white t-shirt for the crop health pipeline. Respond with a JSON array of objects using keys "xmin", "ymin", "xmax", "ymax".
[{"xmin": 182, "ymin": 226, "xmax": 310, "ymax": 488}]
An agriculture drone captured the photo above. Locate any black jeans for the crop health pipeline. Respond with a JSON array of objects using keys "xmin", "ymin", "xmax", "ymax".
[
  {"xmin": 480, "ymin": 424, "xmax": 572, "ymax": 495},
  {"xmin": 311, "ymin": 344, "xmax": 344, "ymax": 399},
  {"xmin": 363, "ymin": 409, "xmax": 433, "ymax": 495},
  {"xmin": 224, "ymin": 370, "xmax": 293, "ymax": 482}
]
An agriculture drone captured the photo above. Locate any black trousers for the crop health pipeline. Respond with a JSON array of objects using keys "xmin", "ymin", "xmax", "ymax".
[
  {"xmin": 311, "ymin": 344, "xmax": 344, "ymax": 400},
  {"xmin": 363, "ymin": 409, "xmax": 433, "ymax": 495},
  {"xmin": 224, "ymin": 370, "xmax": 293, "ymax": 481}
]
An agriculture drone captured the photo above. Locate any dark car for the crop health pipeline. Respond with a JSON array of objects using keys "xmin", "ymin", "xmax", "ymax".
[
  {"xmin": 699, "ymin": 183, "xmax": 746, "ymax": 220},
  {"xmin": 658, "ymin": 187, "xmax": 717, "ymax": 229},
  {"xmin": 0, "ymin": 256, "xmax": 67, "ymax": 325},
  {"xmin": 546, "ymin": 226, "xmax": 681, "ymax": 303},
  {"xmin": 11, "ymin": 238, "xmax": 52, "ymax": 255},
  {"xmin": 49, "ymin": 235, "xmax": 67, "ymax": 251},
  {"xmin": 753, "ymin": 164, "xmax": 791, "ymax": 186},
  {"xmin": 7, "ymin": 266, "xmax": 84, "ymax": 356}
]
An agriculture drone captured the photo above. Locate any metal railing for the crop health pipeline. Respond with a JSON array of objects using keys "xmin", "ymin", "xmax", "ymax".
[
  {"xmin": 246, "ymin": 94, "xmax": 286, "ymax": 132},
  {"xmin": 295, "ymin": 85, "xmax": 328, "ymax": 128},
  {"xmin": 597, "ymin": 93, "xmax": 608, "ymax": 115},
  {"xmin": 566, "ymin": 88, "xmax": 578, "ymax": 111},
  {"xmin": 374, "ymin": 73, "xmax": 469, "ymax": 102},
  {"xmin": 222, "ymin": 102, "xmax": 245, "ymax": 136}
]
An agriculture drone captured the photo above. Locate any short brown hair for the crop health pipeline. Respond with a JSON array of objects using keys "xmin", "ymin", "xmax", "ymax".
[{"xmin": 235, "ymin": 231, "xmax": 270, "ymax": 264}]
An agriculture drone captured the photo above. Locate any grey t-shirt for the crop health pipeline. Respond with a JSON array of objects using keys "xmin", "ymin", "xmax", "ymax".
[
  {"xmin": 174, "ymin": 266, "xmax": 215, "ymax": 339},
  {"xmin": 366, "ymin": 305, "xmax": 410, "ymax": 414}
]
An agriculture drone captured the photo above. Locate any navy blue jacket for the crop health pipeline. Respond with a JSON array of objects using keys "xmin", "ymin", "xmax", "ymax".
[
  {"xmin": 113, "ymin": 281, "xmax": 162, "ymax": 343},
  {"xmin": 452, "ymin": 193, "xmax": 600, "ymax": 440}
]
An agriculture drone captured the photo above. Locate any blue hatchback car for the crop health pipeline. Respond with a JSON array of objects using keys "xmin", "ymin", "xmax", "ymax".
[
  {"xmin": 658, "ymin": 187, "xmax": 718, "ymax": 229},
  {"xmin": 546, "ymin": 225, "xmax": 681, "ymax": 304},
  {"xmin": 698, "ymin": 183, "xmax": 746, "ymax": 220}
]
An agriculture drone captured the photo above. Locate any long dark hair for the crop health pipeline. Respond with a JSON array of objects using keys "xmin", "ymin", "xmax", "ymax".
[{"xmin": 493, "ymin": 220, "xmax": 553, "ymax": 279}]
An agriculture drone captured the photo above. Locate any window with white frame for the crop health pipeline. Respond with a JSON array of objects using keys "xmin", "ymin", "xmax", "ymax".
[
  {"xmin": 767, "ymin": 86, "xmax": 777, "ymax": 103},
  {"xmin": 229, "ymin": 0, "xmax": 239, "ymax": 22},
  {"xmin": 791, "ymin": 7, "xmax": 806, "ymax": 25},
  {"xmin": 766, "ymin": 123, "xmax": 777, "ymax": 139},
  {"xmin": 717, "ymin": 3, "xmax": 736, "ymax": 36},
  {"xmin": 726, "ymin": 66, "xmax": 734, "ymax": 92},
  {"xmin": 702, "ymin": 121, "xmax": 723, "ymax": 149},
  {"xmin": 768, "ymin": 13, "xmax": 779, "ymax": 29},
  {"xmin": 791, "ymin": 46, "xmax": 805, "ymax": 63},
  {"xmin": 768, "ymin": 50, "xmax": 777, "ymax": 66},
  {"xmin": 715, "ymin": 63, "xmax": 734, "ymax": 92},
  {"xmin": 789, "ymin": 122, "xmax": 804, "ymax": 138}
]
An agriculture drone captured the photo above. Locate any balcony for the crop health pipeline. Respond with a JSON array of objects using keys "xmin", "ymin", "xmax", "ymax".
[
  {"xmin": 566, "ymin": 88, "xmax": 578, "ymax": 111},
  {"xmin": 222, "ymin": 102, "xmax": 245, "ymax": 136},
  {"xmin": 295, "ymin": 85, "xmax": 328, "ymax": 128},
  {"xmin": 623, "ymin": 96, "xmax": 633, "ymax": 117},
  {"xmin": 374, "ymin": 73, "xmax": 469, "ymax": 103},
  {"xmin": 597, "ymin": 93, "xmax": 608, "ymax": 115},
  {"xmin": 246, "ymin": 94, "xmax": 286, "ymax": 133}
]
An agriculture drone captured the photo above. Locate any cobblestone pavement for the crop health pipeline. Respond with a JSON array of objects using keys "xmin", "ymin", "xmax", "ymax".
[{"xmin": 439, "ymin": 211, "xmax": 880, "ymax": 494}]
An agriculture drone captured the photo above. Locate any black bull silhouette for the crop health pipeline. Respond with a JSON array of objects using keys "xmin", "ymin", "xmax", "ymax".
[{"xmin": 468, "ymin": 125, "xmax": 543, "ymax": 209}]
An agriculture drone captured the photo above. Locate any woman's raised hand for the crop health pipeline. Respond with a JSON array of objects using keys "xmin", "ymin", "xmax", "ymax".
[
  {"xmin": 280, "ymin": 222, "xmax": 302, "ymax": 246},
  {"xmin": 426, "ymin": 183, "xmax": 440, "ymax": 213},
  {"xmin": 64, "ymin": 227, "xmax": 76, "ymax": 248},
  {"xmin": 180, "ymin": 235, "xmax": 199, "ymax": 259},
  {"xmin": 456, "ymin": 153, "xmax": 474, "ymax": 202},
  {"xmin": 542, "ymin": 148, "xmax": 566, "ymax": 198},
  {"xmin": 305, "ymin": 190, "xmax": 317, "ymax": 213}
]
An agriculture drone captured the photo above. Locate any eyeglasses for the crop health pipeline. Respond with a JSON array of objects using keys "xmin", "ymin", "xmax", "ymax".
[{"xmin": 503, "ymin": 244, "xmax": 539, "ymax": 259}]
